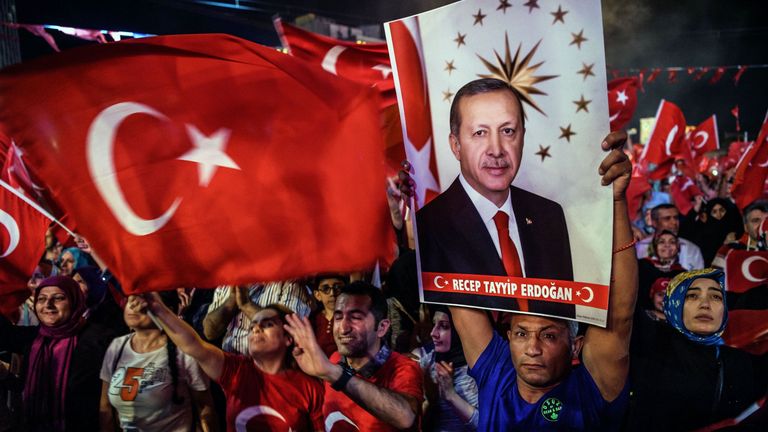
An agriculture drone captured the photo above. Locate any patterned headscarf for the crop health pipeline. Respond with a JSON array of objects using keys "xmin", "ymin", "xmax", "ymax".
[{"xmin": 663, "ymin": 268, "xmax": 727, "ymax": 346}]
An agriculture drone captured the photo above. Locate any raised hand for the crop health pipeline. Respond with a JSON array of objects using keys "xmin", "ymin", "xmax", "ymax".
[
  {"xmin": 435, "ymin": 361, "xmax": 457, "ymax": 399},
  {"xmin": 284, "ymin": 314, "xmax": 337, "ymax": 381},
  {"xmin": 599, "ymin": 131, "xmax": 632, "ymax": 200}
]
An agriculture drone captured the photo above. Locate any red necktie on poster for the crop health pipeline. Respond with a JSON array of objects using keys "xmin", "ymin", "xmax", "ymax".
[{"xmin": 493, "ymin": 211, "xmax": 527, "ymax": 311}]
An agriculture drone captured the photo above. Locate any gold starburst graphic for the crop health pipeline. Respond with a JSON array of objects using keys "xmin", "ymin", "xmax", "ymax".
[{"xmin": 476, "ymin": 33, "xmax": 558, "ymax": 116}]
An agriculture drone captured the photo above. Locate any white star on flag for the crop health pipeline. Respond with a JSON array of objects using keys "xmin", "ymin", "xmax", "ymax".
[
  {"xmin": 405, "ymin": 137, "xmax": 440, "ymax": 204},
  {"xmin": 616, "ymin": 90, "xmax": 629, "ymax": 105},
  {"xmin": 178, "ymin": 125, "xmax": 241, "ymax": 187},
  {"xmin": 372, "ymin": 64, "xmax": 393, "ymax": 79}
]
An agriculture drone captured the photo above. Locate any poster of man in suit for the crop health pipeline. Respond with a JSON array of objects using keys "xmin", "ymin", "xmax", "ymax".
[{"xmin": 385, "ymin": 0, "xmax": 614, "ymax": 326}]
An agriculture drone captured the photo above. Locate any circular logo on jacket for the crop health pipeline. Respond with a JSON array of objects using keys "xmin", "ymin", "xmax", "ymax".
[{"xmin": 540, "ymin": 397, "xmax": 563, "ymax": 422}]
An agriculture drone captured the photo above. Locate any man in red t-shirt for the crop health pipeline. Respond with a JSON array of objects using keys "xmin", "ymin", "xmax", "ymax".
[{"xmin": 286, "ymin": 281, "xmax": 423, "ymax": 431}]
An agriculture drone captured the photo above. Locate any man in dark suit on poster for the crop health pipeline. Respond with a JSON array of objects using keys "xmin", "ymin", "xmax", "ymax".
[{"xmin": 416, "ymin": 78, "xmax": 574, "ymax": 318}]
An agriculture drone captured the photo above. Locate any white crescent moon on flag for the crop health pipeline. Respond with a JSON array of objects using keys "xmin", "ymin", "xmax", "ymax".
[
  {"xmin": 578, "ymin": 286, "xmax": 595, "ymax": 303},
  {"xmin": 86, "ymin": 102, "xmax": 183, "ymax": 237},
  {"xmin": 434, "ymin": 275, "xmax": 448, "ymax": 289},
  {"xmin": 0, "ymin": 209, "xmax": 20, "ymax": 258},
  {"xmin": 322, "ymin": 45, "xmax": 347, "ymax": 75},
  {"xmin": 758, "ymin": 157, "xmax": 768, "ymax": 168},
  {"xmin": 325, "ymin": 411, "xmax": 359, "ymax": 431},
  {"xmin": 664, "ymin": 125, "xmax": 679, "ymax": 156},
  {"xmin": 608, "ymin": 111, "xmax": 620, "ymax": 123},
  {"xmin": 235, "ymin": 405, "xmax": 293, "ymax": 432},
  {"xmin": 741, "ymin": 256, "xmax": 768, "ymax": 283},
  {"xmin": 693, "ymin": 131, "xmax": 709, "ymax": 149}
]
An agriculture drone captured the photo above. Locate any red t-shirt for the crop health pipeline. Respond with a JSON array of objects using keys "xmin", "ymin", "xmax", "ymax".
[
  {"xmin": 311, "ymin": 311, "xmax": 338, "ymax": 358},
  {"xmin": 218, "ymin": 353, "xmax": 324, "ymax": 431},
  {"xmin": 323, "ymin": 351, "xmax": 423, "ymax": 432}
]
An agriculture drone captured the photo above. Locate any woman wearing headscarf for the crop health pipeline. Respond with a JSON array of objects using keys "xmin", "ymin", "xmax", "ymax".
[
  {"xmin": 58, "ymin": 247, "xmax": 91, "ymax": 276},
  {"xmin": 628, "ymin": 269, "xmax": 766, "ymax": 431},
  {"xmin": 72, "ymin": 266, "xmax": 128, "ymax": 334},
  {"xmin": 411, "ymin": 306, "xmax": 478, "ymax": 431},
  {"xmin": 0, "ymin": 275, "xmax": 117, "ymax": 431}
]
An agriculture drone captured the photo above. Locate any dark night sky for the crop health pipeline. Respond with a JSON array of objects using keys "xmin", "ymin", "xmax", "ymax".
[{"xmin": 11, "ymin": 0, "xmax": 768, "ymax": 142}]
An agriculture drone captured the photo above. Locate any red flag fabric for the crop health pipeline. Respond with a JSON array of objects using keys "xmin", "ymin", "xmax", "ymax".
[
  {"xmin": 667, "ymin": 69, "xmax": 678, "ymax": 83},
  {"xmin": 607, "ymin": 77, "xmax": 639, "ymax": 132},
  {"xmin": 0, "ymin": 134, "xmax": 44, "ymax": 199},
  {"xmin": 640, "ymin": 100, "xmax": 687, "ymax": 167},
  {"xmin": 0, "ymin": 34, "xmax": 392, "ymax": 294},
  {"xmin": 626, "ymin": 163, "xmax": 651, "ymax": 219},
  {"xmin": 708, "ymin": 67, "xmax": 726, "ymax": 84},
  {"xmin": 693, "ymin": 67, "xmax": 709, "ymax": 81},
  {"xmin": 731, "ymin": 105, "xmax": 741, "ymax": 132},
  {"xmin": 0, "ymin": 182, "xmax": 51, "ymax": 311},
  {"xmin": 722, "ymin": 310, "xmax": 768, "ymax": 356},
  {"xmin": 733, "ymin": 66, "xmax": 748, "ymax": 86},
  {"xmin": 669, "ymin": 175, "xmax": 702, "ymax": 216},
  {"xmin": 275, "ymin": 19, "xmax": 395, "ymax": 109},
  {"xmin": 731, "ymin": 111, "xmax": 768, "ymax": 209},
  {"xmin": 387, "ymin": 20, "xmax": 441, "ymax": 207},
  {"xmin": 646, "ymin": 68, "xmax": 661, "ymax": 83},
  {"xmin": 275, "ymin": 19, "xmax": 404, "ymax": 174},
  {"xmin": 687, "ymin": 115, "xmax": 719, "ymax": 163},
  {"xmin": 725, "ymin": 250, "xmax": 768, "ymax": 293}
]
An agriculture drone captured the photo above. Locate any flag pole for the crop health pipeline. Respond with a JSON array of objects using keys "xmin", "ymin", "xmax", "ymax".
[{"xmin": 0, "ymin": 179, "xmax": 75, "ymax": 237}]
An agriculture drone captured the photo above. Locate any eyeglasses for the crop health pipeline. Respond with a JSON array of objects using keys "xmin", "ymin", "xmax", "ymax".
[{"xmin": 316, "ymin": 283, "xmax": 343, "ymax": 295}]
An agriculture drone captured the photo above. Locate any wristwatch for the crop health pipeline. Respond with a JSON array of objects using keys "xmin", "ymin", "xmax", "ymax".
[{"xmin": 331, "ymin": 363, "xmax": 355, "ymax": 391}]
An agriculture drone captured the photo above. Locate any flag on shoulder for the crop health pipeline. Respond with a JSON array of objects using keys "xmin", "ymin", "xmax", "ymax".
[
  {"xmin": 0, "ymin": 33, "xmax": 392, "ymax": 294},
  {"xmin": 0, "ymin": 181, "xmax": 51, "ymax": 311}
]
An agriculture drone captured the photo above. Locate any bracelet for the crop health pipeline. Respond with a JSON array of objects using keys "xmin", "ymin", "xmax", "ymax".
[
  {"xmin": 613, "ymin": 239, "xmax": 637, "ymax": 254},
  {"xmin": 331, "ymin": 365, "xmax": 355, "ymax": 391}
]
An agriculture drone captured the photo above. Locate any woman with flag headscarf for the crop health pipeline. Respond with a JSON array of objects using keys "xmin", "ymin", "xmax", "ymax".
[
  {"xmin": 627, "ymin": 269, "xmax": 766, "ymax": 431},
  {"xmin": 0, "ymin": 275, "xmax": 117, "ymax": 431},
  {"xmin": 411, "ymin": 306, "xmax": 478, "ymax": 431}
]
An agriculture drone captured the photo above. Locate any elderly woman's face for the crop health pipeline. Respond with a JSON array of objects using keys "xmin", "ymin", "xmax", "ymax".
[
  {"xmin": 59, "ymin": 252, "xmax": 75, "ymax": 276},
  {"xmin": 35, "ymin": 286, "xmax": 72, "ymax": 327},
  {"xmin": 683, "ymin": 278, "xmax": 725, "ymax": 335}
]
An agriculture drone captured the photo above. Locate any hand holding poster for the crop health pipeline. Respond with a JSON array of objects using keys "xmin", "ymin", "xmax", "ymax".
[{"xmin": 385, "ymin": 0, "xmax": 613, "ymax": 326}]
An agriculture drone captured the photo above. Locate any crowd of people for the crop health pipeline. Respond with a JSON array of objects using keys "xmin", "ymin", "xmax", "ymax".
[{"xmin": 1, "ymin": 78, "xmax": 767, "ymax": 431}]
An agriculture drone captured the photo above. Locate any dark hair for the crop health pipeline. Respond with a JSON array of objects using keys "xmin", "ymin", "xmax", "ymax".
[
  {"xmin": 449, "ymin": 78, "xmax": 526, "ymax": 136},
  {"xmin": 158, "ymin": 291, "xmax": 183, "ymax": 405},
  {"xmin": 743, "ymin": 200, "xmax": 768, "ymax": 223},
  {"xmin": 651, "ymin": 203, "xmax": 678, "ymax": 221},
  {"xmin": 312, "ymin": 274, "xmax": 348, "ymax": 291},
  {"xmin": 338, "ymin": 281, "xmax": 389, "ymax": 325}
]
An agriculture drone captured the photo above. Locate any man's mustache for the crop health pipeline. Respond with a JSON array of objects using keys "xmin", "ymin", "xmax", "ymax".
[{"xmin": 481, "ymin": 158, "xmax": 510, "ymax": 168}]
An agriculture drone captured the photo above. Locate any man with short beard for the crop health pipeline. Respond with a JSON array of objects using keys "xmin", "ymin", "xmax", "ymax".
[
  {"xmin": 285, "ymin": 281, "xmax": 423, "ymax": 431},
  {"xmin": 416, "ymin": 78, "xmax": 574, "ymax": 317}
]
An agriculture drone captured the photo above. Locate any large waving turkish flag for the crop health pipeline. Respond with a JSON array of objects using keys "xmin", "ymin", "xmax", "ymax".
[
  {"xmin": 687, "ymin": 115, "xmax": 719, "ymax": 162},
  {"xmin": 0, "ymin": 34, "xmax": 392, "ymax": 294},
  {"xmin": 0, "ymin": 182, "xmax": 51, "ymax": 312},
  {"xmin": 639, "ymin": 100, "xmax": 687, "ymax": 167},
  {"xmin": 731, "ymin": 110, "xmax": 768, "ymax": 210}
]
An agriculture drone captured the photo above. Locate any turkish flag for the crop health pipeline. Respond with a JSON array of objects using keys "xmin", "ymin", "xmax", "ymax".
[
  {"xmin": 607, "ymin": 77, "xmax": 639, "ymax": 132},
  {"xmin": 0, "ymin": 182, "xmax": 51, "ymax": 312},
  {"xmin": 275, "ymin": 19, "xmax": 395, "ymax": 109},
  {"xmin": 386, "ymin": 20, "xmax": 440, "ymax": 207},
  {"xmin": 275, "ymin": 19, "xmax": 404, "ymax": 174},
  {"xmin": 731, "ymin": 110, "xmax": 768, "ymax": 209},
  {"xmin": 0, "ymin": 34, "xmax": 392, "ymax": 294},
  {"xmin": 687, "ymin": 115, "xmax": 719, "ymax": 163},
  {"xmin": 640, "ymin": 100, "xmax": 687, "ymax": 167},
  {"xmin": 626, "ymin": 163, "xmax": 651, "ymax": 219},
  {"xmin": 669, "ymin": 175, "xmax": 702, "ymax": 216},
  {"xmin": 726, "ymin": 250, "xmax": 768, "ymax": 293}
]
